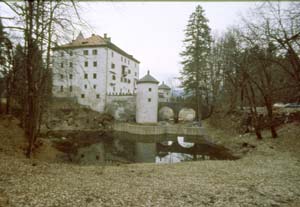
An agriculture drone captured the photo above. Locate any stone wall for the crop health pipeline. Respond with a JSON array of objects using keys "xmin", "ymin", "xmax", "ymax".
[
  {"xmin": 105, "ymin": 95, "xmax": 136, "ymax": 121},
  {"xmin": 113, "ymin": 122, "xmax": 205, "ymax": 136}
]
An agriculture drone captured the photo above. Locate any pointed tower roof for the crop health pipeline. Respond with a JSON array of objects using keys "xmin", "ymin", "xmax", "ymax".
[
  {"xmin": 75, "ymin": 31, "xmax": 84, "ymax": 41},
  {"xmin": 158, "ymin": 81, "xmax": 171, "ymax": 90},
  {"xmin": 137, "ymin": 70, "xmax": 159, "ymax": 84}
]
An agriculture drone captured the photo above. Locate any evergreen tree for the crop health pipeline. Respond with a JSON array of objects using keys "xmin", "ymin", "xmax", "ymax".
[{"xmin": 180, "ymin": 5, "xmax": 212, "ymax": 121}]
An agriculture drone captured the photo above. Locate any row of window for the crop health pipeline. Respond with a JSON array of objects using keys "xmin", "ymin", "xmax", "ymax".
[
  {"xmin": 60, "ymin": 84, "xmax": 98, "ymax": 91},
  {"xmin": 60, "ymin": 61, "xmax": 138, "ymax": 78},
  {"xmin": 60, "ymin": 49, "xmax": 138, "ymax": 67},
  {"xmin": 61, "ymin": 49, "xmax": 98, "ymax": 57},
  {"xmin": 60, "ymin": 61, "xmax": 98, "ymax": 68},
  {"xmin": 60, "ymin": 73, "xmax": 98, "ymax": 79}
]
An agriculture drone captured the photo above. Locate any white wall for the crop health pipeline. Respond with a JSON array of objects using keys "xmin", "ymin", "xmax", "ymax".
[
  {"xmin": 52, "ymin": 46, "xmax": 140, "ymax": 112},
  {"xmin": 106, "ymin": 48, "xmax": 139, "ymax": 95},
  {"xmin": 136, "ymin": 82, "xmax": 158, "ymax": 123},
  {"xmin": 158, "ymin": 88, "xmax": 171, "ymax": 102}
]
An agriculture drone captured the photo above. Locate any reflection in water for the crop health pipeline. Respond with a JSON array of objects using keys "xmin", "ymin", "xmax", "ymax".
[{"xmin": 73, "ymin": 132, "xmax": 238, "ymax": 164}]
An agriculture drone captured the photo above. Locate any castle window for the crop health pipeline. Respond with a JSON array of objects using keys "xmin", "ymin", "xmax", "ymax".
[
  {"xmin": 61, "ymin": 52, "xmax": 64, "ymax": 57},
  {"xmin": 60, "ymin": 74, "xmax": 63, "ymax": 79},
  {"xmin": 96, "ymin": 94, "xmax": 100, "ymax": 99},
  {"xmin": 84, "ymin": 74, "xmax": 88, "ymax": 79},
  {"xmin": 69, "ymin": 86, "xmax": 72, "ymax": 92},
  {"xmin": 148, "ymin": 88, "xmax": 152, "ymax": 92},
  {"xmin": 81, "ymin": 94, "xmax": 85, "ymax": 98},
  {"xmin": 111, "ymin": 51, "xmax": 114, "ymax": 57},
  {"xmin": 69, "ymin": 51, "xmax": 73, "ymax": 56},
  {"xmin": 122, "ymin": 65, "xmax": 126, "ymax": 75},
  {"xmin": 84, "ymin": 84, "xmax": 87, "ymax": 89},
  {"xmin": 93, "ymin": 61, "xmax": 97, "ymax": 67},
  {"xmin": 128, "ymin": 69, "xmax": 131, "ymax": 74},
  {"xmin": 93, "ymin": 73, "xmax": 97, "ymax": 79},
  {"xmin": 60, "ymin": 86, "xmax": 63, "ymax": 92},
  {"xmin": 61, "ymin": 63, "xmax": 64, "ymax": 68},
  {"xmin": 92, "ymin": 49, "xmax": 97, "ymax": 55},
  {"xmin": 111, "ymin": 63, "xmax": 115, "ymax": 69},
  {"xmin": 148, "ymin": 98, "xmax": 151, "ymax": 102},
  {"xmin": 69, "ymin": 74, "xmax": 72, "ymax": 79},
  {"xmin": 83, "ymin": 50, "xmax": 88, "ymax": 55},
  {"xmin": 69, "ymin": 62, "xmax": 73, "ymax": 68},
  {"xmin": 93, "ymin": 84, "xmax": 97, "ymax": 89},
  {"xmin": 128, "ymin": 79, "xmax": 131, "ymax": 83},
  {"xmin": 121, "ymin": 56, "xmax": 123, "ymax": 62},
  {"xmin": 84, "ymin": 61, "xmax": 88, "ymax": 67},
  {"xmin": 112, "ymin": 75, "xmax": 116, "ymax": 80}
]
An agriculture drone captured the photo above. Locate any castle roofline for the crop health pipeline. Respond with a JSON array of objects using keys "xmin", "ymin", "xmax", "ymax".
[
  {"xmin": 158, "ymin": 81, "xmax": 171, "ymax": 90},
  {"xmin": 52, "ymin": 33, "xmax": 140, "ymax": 63},
  {"xmin": 137, "ymin": 70, "xmax": 159, "ymax": 84}
]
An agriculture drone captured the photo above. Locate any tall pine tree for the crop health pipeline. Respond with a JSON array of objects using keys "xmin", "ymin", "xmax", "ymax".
[{"xmin": 180, "ymin": 5, "xmax": 212, "ymax": 121}]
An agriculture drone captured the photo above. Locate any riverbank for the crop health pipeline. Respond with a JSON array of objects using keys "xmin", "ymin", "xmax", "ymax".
[{"xmin": 0, "ymin": 115, "xmax": 300, "ymax": 207}]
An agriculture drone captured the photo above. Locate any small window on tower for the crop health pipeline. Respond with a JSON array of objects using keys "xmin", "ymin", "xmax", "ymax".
[
  {"xmin": 112, "ymin": 75, "xmax": 116, "ymax": 80},
  {"xmin": 84, "ymin": 61, "xmax": 88, "ymax": 67},
  {"xmin": 84, "ymin": 84, "xmax": 87, "ymax": 89},
  {"xmin": 148, "ymin": 88, "xmax": 152, "ymax": 92},
  {"xmin": 93, "ymin": 61, "xmax": 97, "ymax": 67},
  {"xmin": 69, "ymin": 62, "xmax": 73, "ymax": 68},
  {"xmin": 69, "ymin": 86, "xmax": 72, "ymax": 92},
  {"xmin": 93, "ymin": 73, "xmax": 97, "ymax": 79},
  {"xmin": 111, "ymin": 51, "xmax": 114, "ymax": 57},
  {"xmin": 81, "ymin": 94, "xmax": 85, "ymax": 98},
  {"xmin": 83, "ymin": 50, "xmax": 88, "ymax": 55},
  {"xmin": 92, "ymin": 49, "xmax": 97, "ymax": 55},
  {"xmin": 96, "ymin": 94, "xmax": 100, "ymax": 99},
  {"xmin": 60, "ymin": 86, "xmax": 63, "ymax": 92},
  {"xmin": 93, "ymin": 85, "xmax": 97, "ymax": 89},
  {"xmin": 84, "ymin": 74, "xmax": 88, "ymax": 79},
  {"xmin": 148, "ymin": 98, "xmax": 151, "ymax": 102},
  {"xmin": 111, "ymin": 63, "xmax": 115, "ymax": 69}
]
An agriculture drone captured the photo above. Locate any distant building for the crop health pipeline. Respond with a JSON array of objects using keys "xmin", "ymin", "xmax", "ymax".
[
  {"xmin": 136, "ymin": 71, "xmax": 159, "ymax": 123},
  {"xmin": 52, "ymin": 32, "xmax": 140, "ymax": 112},
  {"xmin": 158, "ymin": 81, "xmax": 171, "ymax": 102}
]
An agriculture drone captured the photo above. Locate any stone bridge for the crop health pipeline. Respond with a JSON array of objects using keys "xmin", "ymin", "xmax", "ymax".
[{"xmin": 158, "ymin": 101, "xmax": 197, "ymax": 122}]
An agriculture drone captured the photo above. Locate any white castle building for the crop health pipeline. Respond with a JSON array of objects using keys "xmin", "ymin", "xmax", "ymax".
[
  {"xmin": 52, "ymin": 32, "xmax": 140, "ymax": 112},
  {"xmin": 136, "ymin": 71, "xmax": 159, "ymax": 123},
  {"xmin": 158, "ymin": 81, "xmax": 171, "ymax": 102}
]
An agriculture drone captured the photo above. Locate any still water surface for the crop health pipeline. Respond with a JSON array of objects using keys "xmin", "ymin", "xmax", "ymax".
[{"xmin": 73, "ymin": 132, "xmax": 237, "ymax": 164}]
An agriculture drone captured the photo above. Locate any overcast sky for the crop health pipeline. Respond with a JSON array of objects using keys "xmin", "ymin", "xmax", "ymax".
[
  {"xmin": 0, "ymin": 2, "xmax": 264, "ymax": 86},
  {"xmin": 77, "ymin": 2, "xmax": 262, "ymax": 86}
]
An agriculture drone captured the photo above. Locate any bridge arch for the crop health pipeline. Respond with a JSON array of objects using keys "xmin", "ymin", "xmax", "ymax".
[{"xmin": 158, "ymin": 102, "xmax": 197, "ymax": 123}]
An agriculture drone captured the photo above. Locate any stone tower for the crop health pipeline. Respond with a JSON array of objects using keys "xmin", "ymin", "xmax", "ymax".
[{"xmin": 136, "ymin": 70, "xmax": 159, "ymax": 123}]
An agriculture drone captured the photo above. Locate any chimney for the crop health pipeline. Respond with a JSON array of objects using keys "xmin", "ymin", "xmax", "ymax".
[
  {"xmin": 147, "ymin": 70, "xmax": 150, "ymax": 75},
  {"xmin": 104, "ymin": 33, "xmax": 107, "ymax": 38}
]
